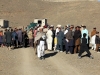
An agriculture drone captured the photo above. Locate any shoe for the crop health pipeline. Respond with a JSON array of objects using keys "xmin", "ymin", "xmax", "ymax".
[
  {"xmin": 35, "ymin": 52, "xmax": 37, "ymax": 55},
  {"xmin": 94, "ymin": 51, "xmax": 97, "ymax": 52},
  {"xmin": 66, "ymin": 52, "xmax": 69, "ymax": 54},
  {"xmin": 8, "ymin": 47, "xmax": 11, "ymax": 50},
  {"xmin": 97, "ymin": 51, "xmax": 100, "ymax": 53},
  {"xmin": 90, "ymin": 56, "xmax": 94, "ymax": 59},
  {"xmin": 39, "ymin": 57, "xmax": 42, "ymax": 60},
  {"xmin": 60, "ymin": 51, "xmax": 63, "ymax": 52},
  {"xmin": 42, "ymin": 56, "xmax": 45, "ymax": 60},
  {"xmin": 78, "ymin": 56, "xmax": 82, "ymax": 59},
  {"xmin": 91, "ymin": 47, "xmax": 94, "ymax": 50},
  {"xmin": 56, "ymin": 50, "xmax": 59, "ymax": 52}
]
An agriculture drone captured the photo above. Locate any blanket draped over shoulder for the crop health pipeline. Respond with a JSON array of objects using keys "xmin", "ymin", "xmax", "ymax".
[{"xmin": 34, "ymin": 32, "xmax": 44, "ymax": 43}]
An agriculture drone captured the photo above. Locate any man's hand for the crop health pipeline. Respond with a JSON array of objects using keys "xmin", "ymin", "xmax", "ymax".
[{"xmin": 66, "ymin": 39, "xmax": 69, "ymax": 42}]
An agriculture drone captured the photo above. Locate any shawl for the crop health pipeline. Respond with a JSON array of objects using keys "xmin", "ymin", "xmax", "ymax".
[
  {"xmin": 91, "ymin": 30, "xmax": 96, "ymax": 37},
  {"xmin": 34, "ymin": 32, "xmax": 44, "ymax": 43}
]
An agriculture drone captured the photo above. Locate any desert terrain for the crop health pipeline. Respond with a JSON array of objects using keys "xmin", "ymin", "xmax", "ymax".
[{"xmin": 0, "ymin": 0, "xmax": 100, "ymax": 75}]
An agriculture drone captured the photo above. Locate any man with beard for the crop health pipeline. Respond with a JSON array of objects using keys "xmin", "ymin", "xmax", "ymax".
[
  {"xmin": 35, "ymin": 27, "xmax": 46, "ymax": 60},
  {"xmin": 74, "ymin": 26, "xmax": 81, "ymax": 54},
  {"xmin": 65, "ymin": 27, "xmax": 74, "ymax": 54}
]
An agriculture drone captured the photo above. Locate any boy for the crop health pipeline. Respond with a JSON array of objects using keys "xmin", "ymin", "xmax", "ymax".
[{"xmin": 78, "ymin": 33, "xmax": 93, "ymax": 59}]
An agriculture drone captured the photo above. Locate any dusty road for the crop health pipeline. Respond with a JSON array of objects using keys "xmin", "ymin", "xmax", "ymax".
[{"xmin": 0, "ymin": 47, "xmax": 100, "ymax": 75}]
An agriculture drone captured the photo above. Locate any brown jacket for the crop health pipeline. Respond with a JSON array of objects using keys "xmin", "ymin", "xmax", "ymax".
[{"xmin": 66, "ymin": 30, "xmax": 73, "ymax": 40}]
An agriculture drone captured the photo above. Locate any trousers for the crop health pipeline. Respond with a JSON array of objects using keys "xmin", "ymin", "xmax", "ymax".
[
  {"xmin": 95, "ymin": 44, "xmax": 100, "ymax": 51},
  {"xmin": 91, "ymin": 44, "xmax": 96, "ymax": 50},
  {"xmin": 56, "ymin": 44, "xmax": 63, "ymax": 51},
  {"xmin": 37, "ymin": 41, "xmax": 45, "ymax": 58},
  {"xmin": 78, "ymin": 44, "xmax": 91, "ymax": 56},
  {"xmin": 65, "ymin": 39, "xmax": 74, "ymax": 54},
  {"xmin": 78, "ymin": 48, "xmax": 91, "ymax": 57},
  {"xmin": 47, "ymin": 38, "xmax": 52, "ymax": 50}
]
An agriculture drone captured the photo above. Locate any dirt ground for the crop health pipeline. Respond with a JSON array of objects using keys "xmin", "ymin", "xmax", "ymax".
[
  {"xmin": 0, "ymin": 47, "xmax": 100, "ymax": 75},
  {"xmin": 0, "ymin": 0, "xmax": 100, "ymax": 75}
]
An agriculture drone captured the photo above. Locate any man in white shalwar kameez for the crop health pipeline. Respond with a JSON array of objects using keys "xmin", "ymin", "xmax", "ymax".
[
  {"xmin": 46, "ymin": 26, "xmax": 53, "ymax": 50},
  {"xmin": 37, "ymin": 34, "xmax": 46, "ymax": 60}
]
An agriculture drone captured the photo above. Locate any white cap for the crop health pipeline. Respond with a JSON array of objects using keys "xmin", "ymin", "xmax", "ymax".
[
  {"xmin": 7, "ymin": 27, "xmax": 9, "ymax": 30},
  {"xmin": 57, "ymin": 24, "xmax": 61, "ymax": 27},
  {"xmin": 43, "ymin": 28, "xmax": 48, "ymax": 32},
  {"xmin": 39, "ymin": 26, "xmax": 43, "ymax": 30},
  {"xmin": 66, "ymin": 25, "xmax": 70, "ymax": 27},
  {"xmin": 50, "ymin": 25, "xmax": 54, "ymax": 27}
]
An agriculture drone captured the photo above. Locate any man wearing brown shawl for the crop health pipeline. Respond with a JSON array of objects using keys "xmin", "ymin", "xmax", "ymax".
[
  {"xmin": 91, "ymin": 28, "xmax": 97, "ymax": 37},
  {"xmin": 74, "ymin": 26, "xmax": 81, "ymax": 53},
  {"xmin": 90, "ymin": 28, "xmax": 97, "ymax": 50}
]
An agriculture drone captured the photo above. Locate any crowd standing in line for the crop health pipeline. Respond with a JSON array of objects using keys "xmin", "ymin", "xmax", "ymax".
[{"xmin": 0, "ymin": 24, "xmax": 100, "ymax": 60}]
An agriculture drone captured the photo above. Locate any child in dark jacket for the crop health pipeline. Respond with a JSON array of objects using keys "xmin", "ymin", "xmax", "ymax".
[{"xmin": 78, "ymin": 33, "xmax": 93, "ymax": 59}]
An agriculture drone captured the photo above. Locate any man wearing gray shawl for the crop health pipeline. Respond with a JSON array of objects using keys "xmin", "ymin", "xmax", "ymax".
[{"xmin": 34, "ymin": 27, "xmax": 46, "ymax": 60}]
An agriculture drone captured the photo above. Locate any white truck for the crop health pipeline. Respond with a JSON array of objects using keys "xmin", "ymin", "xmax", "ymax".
[
  {"xmin": 0, "ymin": 19, "xmax": 9, "ymax": 28},
  {"xmin": 34, "ymin": 19, "xmax": 47, "ymax": 27}
]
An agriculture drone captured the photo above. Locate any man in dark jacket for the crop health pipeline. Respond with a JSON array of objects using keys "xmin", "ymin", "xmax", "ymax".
[
  {"xmin": 5, "ymin": 28, "xmax": 12, "ymax": 50},
  {"xmin": 65, "ymin": 27, "xmax": 74, "ymax": 54},
  {"xmin": 95, "ymin": 32, "xmax": 100, "ymax": 52},
  {"xmin": 51, "ymin": 25, "xmax": 55, "ymax": 50},
  {"xmin": 74, "ymin": 26, "xmax": 81, "ymax": 53},
  {"xmin": 23, "ymin": 31, "xmax": 28, "ymax": 48}
]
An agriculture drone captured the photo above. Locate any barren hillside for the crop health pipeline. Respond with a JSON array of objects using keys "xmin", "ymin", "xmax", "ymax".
[{"xmin": 0, "ymin": 0, "xmax": 100, "ymax": 31}]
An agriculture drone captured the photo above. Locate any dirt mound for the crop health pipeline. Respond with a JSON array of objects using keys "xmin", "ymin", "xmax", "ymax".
[
  {"xmin": 42, "ymin": 0, "xmax": 96, "ymax": 2},
  {"xmin": 0, "ymin": 0, "xmax": 100, "ymax": 32}
]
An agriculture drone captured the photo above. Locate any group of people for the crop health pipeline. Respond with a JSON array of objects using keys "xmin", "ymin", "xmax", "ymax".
[
  {"xmin": 0, "ymin": 28, "xmax": 33, "ymax": 50},
  {"xmin": 34, "ymin": 24, "xmax": 100, "ymax": 60},
  {"xmin": 0, "ymin": 24, "xmax": 100, "ymax": 60}
]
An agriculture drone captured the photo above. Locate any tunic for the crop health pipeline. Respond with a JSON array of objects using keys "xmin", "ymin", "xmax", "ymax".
[
  {"xmin": 5, "ymin": 31, "xmax": 12, "ymax": 43},
  {"xmin": 17, "ymin": 30, "xmax": 22, "ymax": 42},
  {"xmin": 57, "ymin": 31, "xmax": 64, "ymax": 45},
  {"xmin": 46, "ymin": 29, "xmax": 53, "ymax": 50}
]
